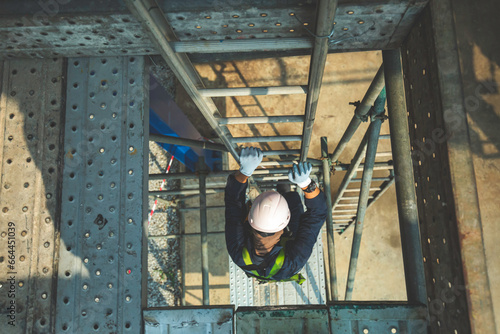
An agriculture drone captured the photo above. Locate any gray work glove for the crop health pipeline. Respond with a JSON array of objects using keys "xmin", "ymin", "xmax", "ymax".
[
  {"xmin": 239, "ymin": 147, "xmax": 263, "ymax": 176},
  {"xmin": 288, "ymin": 162, "xmax": 312, "ymax": 188}
]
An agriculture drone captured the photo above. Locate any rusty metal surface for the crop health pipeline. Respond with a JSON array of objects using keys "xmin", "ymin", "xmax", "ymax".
[
  {"xmin": 0, "ymin": 58, "xmax": 65, "ymax": 333},
  {"xmin": 0, "ymin": 0, "xmax": 427, "ymax": 59},
  {"xmin": 402, "ymin": 5, "xmax": 494, "ymax": 333}
]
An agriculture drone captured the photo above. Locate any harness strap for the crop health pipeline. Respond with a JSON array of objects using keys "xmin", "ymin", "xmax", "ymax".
[{"xmin": 241, "ymin": 238, "xmax": 306, "ymax": 285}]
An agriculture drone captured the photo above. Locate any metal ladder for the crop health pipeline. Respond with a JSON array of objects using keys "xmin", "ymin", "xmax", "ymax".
[
  {"xmin": 125, "ymin": 0, "xmax": 338, "ymax": 192},
  {"xmin": 331, "ymin": 134, "xmax": 395, "ymax": 234}
]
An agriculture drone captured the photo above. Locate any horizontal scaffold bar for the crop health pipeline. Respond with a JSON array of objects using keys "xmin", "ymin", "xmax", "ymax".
[
  {"xmin": 171, "ymin": 38, "xmax": 313, "ymax": 53},
  {"xmin": 149, "ymin": 133, "xmax": 228, "ymax": 152},
  {"xmin": 199, "ymin": 86, "xmax": 307, "ymax": 97},
  {"xmin": 219, "ymin": 116, "xmax": 304, "ymax": 125},
  {"xmin": 231, "ymin": 135, "xmax": 303, "ymax": 143}
]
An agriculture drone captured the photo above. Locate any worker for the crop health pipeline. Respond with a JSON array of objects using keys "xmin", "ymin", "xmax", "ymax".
[{"xmin": 225, "ymin": 147, "xmax": 327, "ymax": 284}]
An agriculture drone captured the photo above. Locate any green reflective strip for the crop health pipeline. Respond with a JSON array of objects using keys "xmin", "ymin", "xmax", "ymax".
[
  {"xmin": 241, "ymin": 247, "xmax": 259, "ymax": 277},
  {"xmin": 267, "ymin": 249, "xmax": 285, "ymax": 278}
]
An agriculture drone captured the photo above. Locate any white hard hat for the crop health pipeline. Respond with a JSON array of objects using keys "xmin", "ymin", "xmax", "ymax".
[{"xmin": 249, "ymin": 191, "xmax": 290, "ymax": 233}]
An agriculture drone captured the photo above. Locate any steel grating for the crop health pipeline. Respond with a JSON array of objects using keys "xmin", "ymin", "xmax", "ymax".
[
  {"xmin": 230, "ymin": 232, "xmax": 326, "ymax": 307},
  {"xmin": 56, "ymin": 56, "xmax": 149, "ymax": 333},
  {"xmin": 0, "ymin": 0, "xmax": 427, "ymax": 60},
  {"xmin": 329, "ymin": 303, "xmax": 428, "ymax": 333},
  {"xmin": 402, "ymin": 7, "xmax": 471, "ymax": 333},
  {"xmin": 0, "ymin": 58, "xmax": 64, "ymax": 333},
  {"xmin": 143, "ymin": 307, "xmax": 234, "ymax": 333},
  {"xmin": 229, "ymin": 258, "xmax": 254, "ymax": 307}
]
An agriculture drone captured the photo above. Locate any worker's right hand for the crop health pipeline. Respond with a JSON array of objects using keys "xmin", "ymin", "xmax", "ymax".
[
  {"xmin": 239, "ymin": 147, "xmax": 263, "ymax": 176},
  {"xmin": 288, "ymin": 162, "xmax": 312, "ymax": 188}
]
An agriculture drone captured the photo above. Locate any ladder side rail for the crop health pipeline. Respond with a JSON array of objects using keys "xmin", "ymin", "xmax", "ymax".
[{"xmin": 300, "ymin": 0, "xmax": 339, "ymax": 161}]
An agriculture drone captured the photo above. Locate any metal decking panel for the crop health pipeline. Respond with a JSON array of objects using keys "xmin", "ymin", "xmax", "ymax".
[
  {"xmin": 0, "ymin": 1, "xmax": 428, "ymax": 59},
  {"xmin": 56, "ymin": 56, "xmax": 148, "ymax": 333},
  {"xmin": 235, "ymin": 306, "xmax": 329, "ymax": 334},
  {"xmin": 0, "ymin": 59, "xmax": 64, "ymax": 333},
  {"xmin": 143, "ymin": 307, "xmax": 234, "ymax": 334},
  {"xmin": 329, "ymin": 303, "xmax": 428, "ymax": 333},
  {"xmin": 229, "ymin": 258, "xmax": 254, "ymax": 307},
  {"xmin": 277, "ymin": 233, "xmax": 326, "ymax": 305},
  {"xmin": 402, "ymin": 6, "xmax": 475, "ymax": 332},
  {"xmin": 230, "ymin": 232, "xmax": 326, "ymax": 307}
]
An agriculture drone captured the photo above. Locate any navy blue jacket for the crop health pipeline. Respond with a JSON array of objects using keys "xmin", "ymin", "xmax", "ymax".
[{"xmin": 225, "ymin": 174, "xmax": 327, "ymax": 280}]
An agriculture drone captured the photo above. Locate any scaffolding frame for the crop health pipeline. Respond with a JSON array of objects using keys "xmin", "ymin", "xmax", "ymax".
[{"xmin": 0, "ymin": 0, "xmax": 495, "ymax": 332}]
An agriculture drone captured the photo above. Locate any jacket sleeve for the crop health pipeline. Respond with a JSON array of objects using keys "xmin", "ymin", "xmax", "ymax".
[
  {"xmin": 225, "ymin": 174, "xmax": 248, "ymax": 265},
  {"xmin": 280, "ymin": 190, "xmax": 328, "ymax": 278}
]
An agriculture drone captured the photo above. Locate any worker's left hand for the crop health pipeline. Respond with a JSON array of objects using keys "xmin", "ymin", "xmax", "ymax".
[
  {"xmin": 288, "ymin": 162, "xmax": 312, "ymax": 188},
  {"xmin": 239, "ymin": 147, "xmax": 263, "ymax": 176}
]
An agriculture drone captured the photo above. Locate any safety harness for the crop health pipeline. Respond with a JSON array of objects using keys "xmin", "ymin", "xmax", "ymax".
[{"xmin": 241, "ymin": 238, "xmax": 306, "ymax": 285}]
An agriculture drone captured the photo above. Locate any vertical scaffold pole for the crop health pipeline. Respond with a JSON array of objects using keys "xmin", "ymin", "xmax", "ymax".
[
  {"xmin": 345, "ymin": 90, "xmax": 386, "ymax": 300},
  {"xmin": 321, "ymin": 137, "xmax": 338, "ymax": 301},
  {"xmin": 383, "ymin": 49, "xmax": 427, "ymax": 305},
  {"xmin": 198, "ymin": 157, "xmax": 210, "ymax": 305}
]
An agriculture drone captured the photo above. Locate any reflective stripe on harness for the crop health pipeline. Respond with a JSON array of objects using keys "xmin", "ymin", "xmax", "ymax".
[{"xmin": 241, "ymin": 241, "xmax": 306, "ymax": 285}]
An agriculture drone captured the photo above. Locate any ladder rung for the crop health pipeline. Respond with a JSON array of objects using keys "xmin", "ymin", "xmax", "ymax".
[
  {"xmin": 379, "ymin": 134, "xmax": 390, "ymax": 139},
  {"xmin": 230, "ymin": 135, "xmax": 303, "ymax": 143},
  {"xmin": 332, "ymin": 219, "xmax": 353, "ymax": 222},
  {"xmin": 344, "ymin": 187, "xmax": 381, "ymax": 192},
  {"xmin": 375, "ymin": 152, "xmax": 393, "ymax": 158},
  {"xmin": 341, "ymin": 196, "xmax": 375, "ymax": 200},
  {"xmin": 333, "ymin": 209, "xmax": 358, "ymax": 213},
  {"xmin": 351, "ymin": 177, "xmax": 392, "ymax": 182},
  {"xmin": 332, "ymin": 214, "xmax": 356, "ymax": 218},
  {"xmin": 335, "ymin": 204, "xmax": 359, "ymax": 207},
  {"xmin": 199, "ymin": 86, "xmax": 308, "ymax": 97},
  {"xmin": 252, "ymin": 175, "xmax": 289, "ymax": 181},
  {"xmin": 219, "ymin": 116, "xmax": 304, "ymax": 125},
  {"xmin": 252, "ymin": 167, "xmax": 319, "ymax": 175},
  {"xmin": 262, "ymin": 150, "xmax": 301, "ymax": 156},
  {"xmin": 238, "ymin": 104, "xmax": 260, "ymax": 107},
  {"xmin": 259, "ymin": 160, "xmax": 295, "ymax": 167}
]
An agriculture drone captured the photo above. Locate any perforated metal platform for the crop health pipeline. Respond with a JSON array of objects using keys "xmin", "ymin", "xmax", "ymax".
[
  {"xmin": 55, "ymin": 56, "xmax": 149, "ymax": 333},
  {"xmin": 0, "ymin": 0, "xmax": 427, "ymax": 60},
  {"xmin": 0, "ymin": 58, "xmax": 65, "ymax": 333},
  {"xmin": 230, "ymin": 232, "xmax": 326, "ymax": 307}
]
